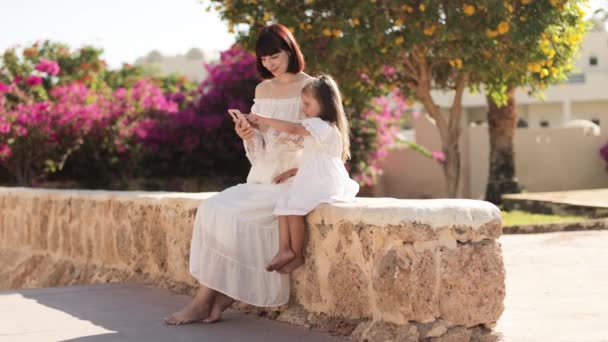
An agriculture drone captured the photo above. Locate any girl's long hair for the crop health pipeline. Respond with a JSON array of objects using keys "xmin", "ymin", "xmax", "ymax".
[{"xmin": 302, "ymin": 75, "xmax": 351, "ymax": 161}]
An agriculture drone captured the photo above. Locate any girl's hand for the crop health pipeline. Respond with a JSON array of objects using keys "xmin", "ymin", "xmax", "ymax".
[
  {"xmin": 273, "ymin": 168, "xmax": 298, "ymax": 184},
  {"xmin": 248, "ymin": 112, "xmax": 268, "ymax": 125},
  {"xmin": 242, "ymin": 114, "xmax": 258, "ymax": 130}
]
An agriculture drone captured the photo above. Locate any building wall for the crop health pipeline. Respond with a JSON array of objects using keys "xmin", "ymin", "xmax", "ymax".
[
  {"xmin": 574, "ymin": 29, "xmax": 608, "ymax": 73},
  {"xmin": 572, "ymin": 100, "xmax": 608, "ymax": 124},
  {"xmin": 526, "ymin": 103, "xmax": 563, "ymax": 127},
  {"xmin": 134, "ymin": 48, "xmax": 219, "ymax": 82},
  {"xmin": 378, "ymin": 115, "xmax": 608, "ymax": 199}
]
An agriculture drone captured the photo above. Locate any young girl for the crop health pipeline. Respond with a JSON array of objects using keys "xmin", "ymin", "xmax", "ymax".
[{"xmin": 249, "ymin": 75, "xmax": 359, "ymax": 273}]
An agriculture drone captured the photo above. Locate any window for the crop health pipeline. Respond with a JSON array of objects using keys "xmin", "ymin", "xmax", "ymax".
[
  {"xmin": 590, "ymin": 56, "xmax": 598, "ymax": 66},
  {"xmin": 517, "ymin": 118, "xmax": 529, "ymax": 128}
]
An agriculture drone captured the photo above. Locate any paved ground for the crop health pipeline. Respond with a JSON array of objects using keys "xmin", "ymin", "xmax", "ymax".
[
  {"xmin": 0, "ymin": 284, "xmax": 345, "ymax": 342},
  {"xmin": 2, "ymin": 231, "xmax": 607, "ymax": 342},
  {"xmin": 497, "ymin": 231, "xmax": 608, "ymax": 342},
  {"xmin": 503, "ymin": 188, "xmax": 608, "ymax": 209}
]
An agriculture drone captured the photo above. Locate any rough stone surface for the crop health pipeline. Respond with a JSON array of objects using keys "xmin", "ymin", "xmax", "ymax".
[
  {"xmin": 421, "ymin": 320, "xmax": 449, "ymax": 338},
  {"xmin": 328, "ymin": 259, "xmax": 370, "ymax": 319},
  {"xmin": 351, "ymin": 320, "xmax": 419, "ymax": 342},
  {"xmin": 439, "ymin": 241, "xmax": 506, "ymax": 326},
  {"xmin": 0, "ymin": 187, "xmax": 505, "ymax": 338},
  {"xmin": 371, "ymin": 244, "xmax": 438, "ymax": 322},
  {"xmin": 429, "ymin": 326, "xmax": 473, "ymax": 342}
]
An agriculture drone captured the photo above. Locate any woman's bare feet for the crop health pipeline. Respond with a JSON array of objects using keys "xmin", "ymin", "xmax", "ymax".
[
  {"xmin": 266, "ymin": 249, "xmax": 296, "ymax": 272},
  {"xmin": 277, "ymin": 256, "xmax": 305, "ymax": 274},
  {"xmin": 163, "ymin": 288, "xmax": 214, "ymax": 325},
  {"xmin": 202, "ymin": 293, "xmax": 235, "ymax": 324}
]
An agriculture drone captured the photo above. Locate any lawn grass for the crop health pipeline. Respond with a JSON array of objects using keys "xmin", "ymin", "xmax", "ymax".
[{"xmin": 501, "ymin": 210, "xmax": 587, "ymax": 227}]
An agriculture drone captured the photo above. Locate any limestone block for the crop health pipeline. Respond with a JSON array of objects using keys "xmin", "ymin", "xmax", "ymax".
[{"xmin": 439, "ymin": 241, "xmax": 506, "ymax": 326}]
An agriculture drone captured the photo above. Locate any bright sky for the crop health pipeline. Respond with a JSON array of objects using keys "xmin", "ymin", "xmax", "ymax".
[
  {"xmin": 0, "ymin": 0, "xmax": 236, "ymax": 68},
  {"xmin": 0, "ymin": 0, "xmax": 605, "ymax": 69}
]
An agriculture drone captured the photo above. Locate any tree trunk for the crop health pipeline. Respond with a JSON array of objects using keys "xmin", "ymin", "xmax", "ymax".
[
  {"xmin": 443, "ymin": 138, "xmax": 460, "ymax": 198},
  {"xmin": 406, "ymin": 53, "xmax": 467, "ymax": 198},
  {"xmin": 485, "ymin": 87, "xmax": 521, "ymax": 205},
  {"xmin": 416, "ymin": 84, "xmax": 465, "ymax": 198}
]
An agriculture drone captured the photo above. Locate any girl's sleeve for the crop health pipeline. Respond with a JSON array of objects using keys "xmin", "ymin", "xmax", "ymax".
[{"xmin": 301, "ymin": 117, "xmax": 333, "ymax": 144}]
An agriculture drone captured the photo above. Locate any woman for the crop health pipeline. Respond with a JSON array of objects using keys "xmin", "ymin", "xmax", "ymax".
[{"xmin": 164, "ymin": 24, "xmax": 313, "ymax": 325}]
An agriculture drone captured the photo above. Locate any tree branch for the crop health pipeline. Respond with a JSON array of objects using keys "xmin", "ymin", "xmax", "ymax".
[{"xmin": 448, "ymin": 72, "xmax": 469, "ymax": 143}]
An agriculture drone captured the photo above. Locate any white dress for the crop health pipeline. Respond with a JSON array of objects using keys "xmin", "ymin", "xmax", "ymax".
[
  {"xmin": 274, "ymin": 118, "xmax": 359, "ymax": 215},
  {"xmin": 189, "ymin": 97, "xmax": 304, "ymax": 307}
]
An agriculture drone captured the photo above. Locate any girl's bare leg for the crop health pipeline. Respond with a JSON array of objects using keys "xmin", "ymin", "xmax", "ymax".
[
  {"xmin": 266, "ymin": 216, "xmax": 296, "ymax": 271},
  {"xmin": 278, "ymin": 215, "xmax": 306, "ymax": 274},
  {"xmin": 163, "ymin": 283, "xmax": 216, "ymax": 325}
]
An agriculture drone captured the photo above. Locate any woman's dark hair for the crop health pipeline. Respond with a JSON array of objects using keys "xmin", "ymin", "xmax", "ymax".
[
  {"xmin": 255, "ymin": 24, "xmax": 305, "ymax": 79},
  {"xmin": 302, "ymin": 75, "xmax": 351, "ymax": 161}
]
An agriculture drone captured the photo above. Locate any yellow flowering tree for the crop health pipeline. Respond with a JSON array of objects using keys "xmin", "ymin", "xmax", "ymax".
[
  {"xmin": 207, "ymin": 0, "xmax": 586, "ymax": 198},
  {"xmin": 480, "ymin": 0, "xmax": 587, "ymax": 204}
]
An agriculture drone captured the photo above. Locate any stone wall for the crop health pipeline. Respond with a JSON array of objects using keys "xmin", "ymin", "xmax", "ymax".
[{"xmin": 0, "ymin": 187, "xmax": 505, "ymax": 341}]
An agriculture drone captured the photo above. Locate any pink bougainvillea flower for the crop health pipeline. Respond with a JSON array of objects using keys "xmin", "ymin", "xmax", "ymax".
[
  {"xmin": 0, "ymin": 82, "xmax": 10, "ymax": 93},
  {"xmin": 35, "ymin": 58, "xmax": 61, "ymax": 76},
  {"xmin": 0, "ymin": 144, "xmax": 11, "ymax": 161},
  {"xmin": 432, "ymin": 151, "xmax": 446, "ymax": 162},
  {"xmin": 26, "ymin": 75, "xmax": 43, "ymax": 86},
  {"xmin": 0, "ymin": 117, "xmax": 10, "ymax": 134}
]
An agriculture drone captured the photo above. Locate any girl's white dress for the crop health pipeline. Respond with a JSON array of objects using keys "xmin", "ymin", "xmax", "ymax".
[
  {"xmin": 274, "ymin": 117, "xmax": 359, "ymax": 216},
  {"xmin": 189, "ymin": 97, "xmax": 304, "ymax": 307}
]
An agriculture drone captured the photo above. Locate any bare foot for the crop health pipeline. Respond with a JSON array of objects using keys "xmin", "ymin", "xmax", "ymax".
[
  {"xmin": 266, "ymin": 249, "xmax": 296, "ymax": 272},
  {"xmin": 163, "ymin": 293, "xmax": 212, "ymax": 325},
  {"xmin": 277, "ymin": 256, "xmax": 305, "ymax": 274},
  {"xmin": 202, "ymin": 293, "xmax": 235, "ymax": 324}
]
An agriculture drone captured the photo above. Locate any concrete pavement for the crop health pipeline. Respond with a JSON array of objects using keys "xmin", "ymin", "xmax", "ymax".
[
  {"xmin": 0, "ymin": 284, "xmax": 344, "ymax": 342},
  {"xmin": 497, "ymin": 231, "xmax": 608, "ymax": 342}
]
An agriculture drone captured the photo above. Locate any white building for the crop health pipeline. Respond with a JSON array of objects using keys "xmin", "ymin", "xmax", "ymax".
[
  {"xmin": 431, "ymin": 26, "xmax": 608, "ymax": 129},
  {"xmin": 134, "ymin": 48, "xmax": 220, "ymax": 82}
]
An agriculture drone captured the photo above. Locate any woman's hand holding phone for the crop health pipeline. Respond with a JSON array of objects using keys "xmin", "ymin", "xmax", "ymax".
[
  {"xmin": 229, "ymin": 109, "xmax": 255, "ymax": 141},
  {"xmin": 229, "ymin": 109, "xmax": 260, "ymax": 129}
]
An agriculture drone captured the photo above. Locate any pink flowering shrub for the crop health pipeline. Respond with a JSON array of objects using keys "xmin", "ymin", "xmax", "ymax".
[
  {"xmin": 0, "ymin": 40, "xmax": 185, "ymax": 185},
  {"xmin": 348, "ymin": 87, "xmax": 446, "ymax": 187},
  {"xmin": 349, "ymin": 89, "xmax": 404, "ymax": 186},
  {"xmin": 133, "ymin": 45, "xmax": 260, "ymax": 179},
  {"xmin": 1, "ymin": 42, "xmax": 414, "ymax": 191},
  {"xmin": 0, "ymin": 83, "xmax": 101, "ymax": 185},
  {"xmin": 60, "ymin": 79, "xmax": 181, "ymax": 187}
]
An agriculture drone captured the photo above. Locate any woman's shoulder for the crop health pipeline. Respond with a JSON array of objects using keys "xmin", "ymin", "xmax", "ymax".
[
  {"xmin": 255, "ymin": 80, "xmax": 273, "ymax": 98},
  {"xmin": 255, "ymin": 73, "xmax": 315, "ymax": 100},
  {"xmin": 297, "ymin": 72, "xmax": 314, "ymax": 86}
]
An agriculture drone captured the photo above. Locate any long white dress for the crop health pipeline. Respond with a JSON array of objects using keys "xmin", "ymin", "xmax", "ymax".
[
  {"xmin": 274, "ymin": 117, "xmax": 359, "ymax": 215},
  {"xmin": 189, "ymin": 97, "xmax": 303, "ymax": 307}
]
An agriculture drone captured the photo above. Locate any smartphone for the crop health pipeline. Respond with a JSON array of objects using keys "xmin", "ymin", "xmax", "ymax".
[
  {"xmin": 228, "ymin": 109, "xmax": 249, "ymax": 125},
  {"xmin": 227, "ymin": 109, "xmax": 240, "ymax": 122}
]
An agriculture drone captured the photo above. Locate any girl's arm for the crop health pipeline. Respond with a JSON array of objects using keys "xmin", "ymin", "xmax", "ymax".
[{"xmin": 249, "ymin": 114, "xmax": 311, "ymax": 137}]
